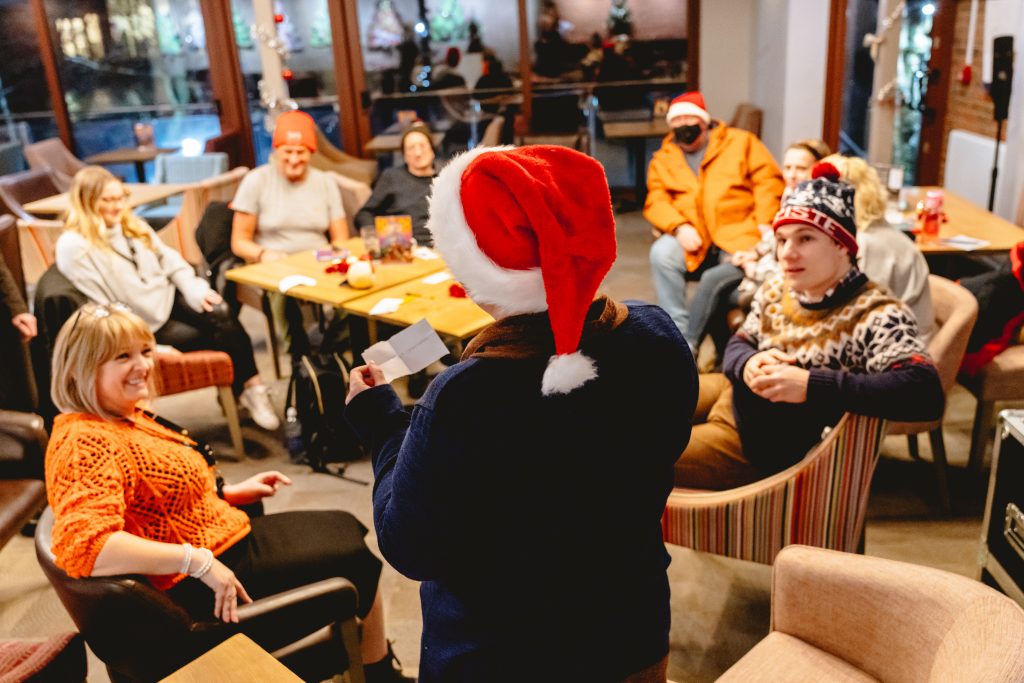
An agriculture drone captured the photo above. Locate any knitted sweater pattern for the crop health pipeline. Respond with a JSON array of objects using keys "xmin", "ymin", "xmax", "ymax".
[
  {"xmin": 45, "ymin": 412, "xmax": 250, "ymax": 590},
  {"xmin": 739, "ymin": 272, "xmax": 926, "ymax": 374}
]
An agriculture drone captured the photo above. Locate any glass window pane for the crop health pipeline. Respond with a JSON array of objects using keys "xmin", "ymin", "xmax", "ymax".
[
  {"xmin": 44, "ymin": 0, "xmax": 221, "ymax": 180},
  {"xmin": 0, "ymin": 0, "xmax": 59, "ymax": 160}
]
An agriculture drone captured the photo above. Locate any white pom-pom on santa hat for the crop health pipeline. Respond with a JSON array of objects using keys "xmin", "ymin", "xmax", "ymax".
[{"xmin": 427, "ymin": 145, "xmax": 617, "ymax": 395}]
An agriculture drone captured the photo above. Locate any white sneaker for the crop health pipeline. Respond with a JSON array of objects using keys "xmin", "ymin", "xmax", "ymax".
[{"xmin": 239, "ymin": 385, "xmax": 280, "ymax": 431}]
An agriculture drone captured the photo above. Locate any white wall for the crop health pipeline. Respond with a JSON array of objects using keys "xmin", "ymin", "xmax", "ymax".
[{"xmin": 700, "ymin": 0, "xmax": 830, "ymax": 161}]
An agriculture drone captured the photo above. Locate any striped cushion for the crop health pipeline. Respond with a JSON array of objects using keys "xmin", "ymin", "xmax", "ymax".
[
  {"xmin": 153, "ymin": 350, "xmax": 234, "ymax": 396},
  {"xmin": 662, "ymin": 414, "xmax": 886, "ymax": 565}
]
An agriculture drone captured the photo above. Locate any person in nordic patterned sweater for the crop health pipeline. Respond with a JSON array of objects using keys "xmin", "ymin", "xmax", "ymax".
[{"xmin": 676, "ymin": 162, "xmax": 944, "ymax": 489}]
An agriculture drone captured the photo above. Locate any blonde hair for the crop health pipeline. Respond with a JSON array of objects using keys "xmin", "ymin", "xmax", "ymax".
[
  {"xmin": 51, "ymin": 303, "xmax": 156, "ymax": 420},
  {"xmin": 823, "ymin": 154, "xmax": 886, "ymax": 233},
  {"xmin": 786, "ymin": 139, "xmax": 831, "ymax": 161},
  {"xmin": 64, "ymin": 166, "xmax": 154, "ymax": 250}
]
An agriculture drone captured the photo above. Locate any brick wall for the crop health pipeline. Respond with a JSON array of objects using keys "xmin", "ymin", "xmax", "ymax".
[{"xmin": 940, "ymin": 0, "xmax": 1005, "ymax": 181}]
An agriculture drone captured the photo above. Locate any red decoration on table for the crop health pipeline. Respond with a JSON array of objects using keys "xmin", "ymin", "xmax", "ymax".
[
  {"xmin": 324, "ymin": 261, "xmax": 350, "ymax": 275},
  {"xmin": 449, "ymin": 282, "xmax": 467, "ymax": 298},
  {"xmin": 282, "ymin": 68, "xmax": 294, "ymax": 81},
  {"xmin": 959, "ymin": 64, "xmax": 972, "ymax": 86},
  {"xmin": 274, "ymin": 13, "xmax": 285, "ymax": 23}
]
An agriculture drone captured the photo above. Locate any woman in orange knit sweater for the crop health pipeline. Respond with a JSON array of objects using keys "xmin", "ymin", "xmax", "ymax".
[{"xmin": 44, "ymin": 303, "xmax": 409, "ymax": 682}]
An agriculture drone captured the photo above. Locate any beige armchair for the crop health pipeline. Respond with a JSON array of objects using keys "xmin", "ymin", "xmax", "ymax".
[
  {"xmin": 327, "ymin": 171, "xmax": 372, "ymax": 238},
  {"xmin": 310, "ymin": 127, "xmax": 378, "ymax": 186},
  {"xmin": 155, "ymin": 167, "xmax": 248, "ymax": 266},
  {"xmin": 887, "ymin": 275, "xmax": 978, "ymax": 513},
  {"xmin": 719, "ymin": 545, "xmax": 1024, "ymax": 682}
]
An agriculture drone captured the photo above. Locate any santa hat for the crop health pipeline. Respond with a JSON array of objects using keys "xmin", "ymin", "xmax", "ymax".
[
  {"xmin": 272, "ymin": 110, "xmax": 317, "ymax": 152},
  {"xmin": 772, "ymin": 162, "xmax": 859, "ymax": 256},
  {"xmin": 665, "ymin": 91, "xmax": 710, "ymax": 126},
  {"xmin": 427, "ymin": 145, "xmax": 617, "ymax": 395}
]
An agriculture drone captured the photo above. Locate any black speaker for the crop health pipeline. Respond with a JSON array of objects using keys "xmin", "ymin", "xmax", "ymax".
[{"xmin": 991, "ymin": 35, "xmax": 1014, "ymax": 122}]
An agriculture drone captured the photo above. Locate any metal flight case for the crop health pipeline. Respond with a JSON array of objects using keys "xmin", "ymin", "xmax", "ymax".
[{"xmin": 978, "ymin": 409, "xmax": 1024, "ymax": 607}]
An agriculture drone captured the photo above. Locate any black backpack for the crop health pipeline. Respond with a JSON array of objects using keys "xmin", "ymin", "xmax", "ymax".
[{"xmin": 285, "ymin": 350, "xmax": 368, "ymax": 483}]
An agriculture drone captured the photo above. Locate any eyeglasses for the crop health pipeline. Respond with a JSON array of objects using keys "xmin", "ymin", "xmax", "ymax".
[{"xmin": 68, "ymin": 302, "xmax": 133, "ymax": 336}]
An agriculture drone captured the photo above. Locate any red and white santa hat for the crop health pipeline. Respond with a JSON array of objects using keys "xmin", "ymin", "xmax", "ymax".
[
  {"xmin": 665, "ymin": 91, "xmax": 710, "ymax": 126},
  {"xmin": 427, "ymin": 145, "xmax": 617, "ymax": 395}
]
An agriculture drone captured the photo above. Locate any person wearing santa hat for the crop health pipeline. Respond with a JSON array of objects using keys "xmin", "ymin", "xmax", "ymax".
[
  {"xmin": 676, "ymin": 163, "xmax": 943, "ymax": 489},
  {"xmin": 646, "ymin": 91, "xmax": 784, "ymax": 356},
  {"xmin": 345, "ymin": 145, "xmax": 698, "ymax": 682},
  {"xmin": 230, "ymin": 110, "xmax": 349, "ymax": 358}
]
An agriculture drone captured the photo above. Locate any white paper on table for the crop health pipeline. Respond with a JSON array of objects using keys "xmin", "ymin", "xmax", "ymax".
[
  {"xmin": 361, "ymin": 319, "xmax": 449, "ymax": 383},
  {"xmin": 413, "ymin": 246, "xmax": 440, "ymax": 260},
  {"xmin": 939, "ymin": 234, "xmax": 990, "ymax": 251},
  {"xmin": 278, "ymin": 274, "xmax": 317, "ymax": 293},
  {"xmin": 421, "ymin": 271, "xmax": 452, "ymax": 285},
  {"xmin": 369, "ymin": 297, "xmax": 404, "ymax": 316}
]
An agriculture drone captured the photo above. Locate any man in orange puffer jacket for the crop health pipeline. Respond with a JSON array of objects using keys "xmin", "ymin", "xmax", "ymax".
[{"xmin": 646, "ymin": 91, "xmax": 784, "ymax": 350}]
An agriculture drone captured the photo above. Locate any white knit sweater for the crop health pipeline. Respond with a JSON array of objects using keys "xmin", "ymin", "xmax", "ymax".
[{"xmin": 55, "ymin": 223, "xmax": 210, "ymax": 331}]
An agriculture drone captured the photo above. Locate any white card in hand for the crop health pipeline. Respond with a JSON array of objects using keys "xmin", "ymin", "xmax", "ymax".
[{"xmin": 361, "ymin": 319, "xmax": 449, "ymax": 383}]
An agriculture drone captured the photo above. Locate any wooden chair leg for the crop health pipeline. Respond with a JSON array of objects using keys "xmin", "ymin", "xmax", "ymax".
[
  {"xmin": 969, "ymin": 399, "xmax": 996, "ymax": 474},
  {"xmin": 261, "ymin": 293, "xmax": 282, "ymax": 380},
  {"xmin": 339, "ymin": 618, "xmax": 364, "ymax": 683},
  {"xmin": 218, "ymin": 386, "xmax": 245, "ymax": 457},
  {"xmin": 906, "ymin": 434, "xmax": 921, "ymax": 461},
  {"xmin": 927, "ymin": 427, "xmax": 952, "ymax": 515}
]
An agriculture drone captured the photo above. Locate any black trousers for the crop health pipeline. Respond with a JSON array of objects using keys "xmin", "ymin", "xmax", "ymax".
[
  {"xmin": 167, "ymin": 510, "xmax": 382, "ymax": 620},
  {"xmin": 155, "ymin": 294, "xmax": 259, "ymax": 395}
]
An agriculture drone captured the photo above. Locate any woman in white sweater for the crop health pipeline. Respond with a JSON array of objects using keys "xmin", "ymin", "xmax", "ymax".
[
  {"xmin": 55, "ymin": 166, "xmax": 279, "ymax": 430},
  {"xmin": 824, "ymin": 155, "xmax": 935, "ymax": 341}
]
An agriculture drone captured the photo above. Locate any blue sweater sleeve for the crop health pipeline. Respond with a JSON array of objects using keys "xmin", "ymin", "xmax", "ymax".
[
  {"xmin": 344, "ymin": 381, "xmax": 468, "ymax": 581},
  {"xmin": 806, "ymin": 358, "xmax": 944, "ymax": 422},
  {"xmin": 723, "ymin": 332, "xmax": 759, "ymax": 384}
]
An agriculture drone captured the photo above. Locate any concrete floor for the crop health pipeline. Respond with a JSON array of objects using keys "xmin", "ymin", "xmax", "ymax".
[{"xmin": 0, "ymin": 209, "xmax": 1015, "ymax": 682}]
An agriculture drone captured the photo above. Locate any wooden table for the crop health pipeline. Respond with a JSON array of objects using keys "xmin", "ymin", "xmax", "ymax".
[
  {"xmin": 86, "ymin": 146, "xmax": 178, "ymax": 182},
  {"xmin": 908, "ymin": 187, "xmax": 1024, "ymax": 255},
  {"xmin": 224, "ymin": 237, "xmax": 446, "ymax": 308},
  {"xmin": 602, "ymin": 118, "xmax": 669, "ymax": 205},
  {"xmin": 22, "ymin": 182, "xmax": 193, "ymax": 217},
  {"xmin": 160, "ymin": 634, "xmax": 302, "ymax": 682},
  {"xmin": 364, "ymin": 132, "xmax": 445, "ymax": 156},
  {"xmin": 343, "ymin": 269, "xmax": 494, "ymax": 344}
]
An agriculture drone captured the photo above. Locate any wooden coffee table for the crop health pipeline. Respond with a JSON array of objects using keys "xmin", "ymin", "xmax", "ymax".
[
  {"xmin": 160, "ymin": 634, "xmax": 302, "ymax": 682},
  {"xmin": 86, "ymin": 146, "xmax": 178, "ymax": 182},
  {"xmin": 907, "ymin": 187, "xmax": 1024, "ymax": 255}
]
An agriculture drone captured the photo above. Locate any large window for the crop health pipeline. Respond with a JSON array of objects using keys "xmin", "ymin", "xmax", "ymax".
[
  {"xmin": 0, "ymin": 1, "xmax": 59, "ymax": 161},
  {"xmin": 44, "ymin": 0, "xmax": 221, "ymax": 179}
]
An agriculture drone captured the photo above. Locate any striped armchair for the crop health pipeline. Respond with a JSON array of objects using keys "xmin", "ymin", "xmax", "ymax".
[{"xmin": 662, "ymin": 413, "xmax": 886, "ymax": 565}]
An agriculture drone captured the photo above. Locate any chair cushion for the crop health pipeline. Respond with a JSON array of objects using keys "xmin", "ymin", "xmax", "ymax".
[
  {"xmin": 154, "ymin": 350, "xmax": 234, "ymax": 396},
  {"xmin": 718, "ymin": 632, "xmax": 878, "ymax": 683},
  {"xmin": 0, "ymin": 479, "xmax": 45, "ymax": 548},
  {"xmin": 0, "ymin": 632, "xmax": 86, "ymax": 683}
]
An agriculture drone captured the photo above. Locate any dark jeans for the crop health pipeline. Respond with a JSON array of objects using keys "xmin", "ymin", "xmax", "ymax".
[
  {"xmin": 685, "ymin": 262, "xmax": 744, "ymax": 350},
  {"xmin": 155, "ymin": 294, "xmax": 260, "ymax": 395}
]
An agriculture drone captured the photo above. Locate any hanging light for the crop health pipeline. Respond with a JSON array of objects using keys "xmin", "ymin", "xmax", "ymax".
[{"xmin": 921, "ymin": 3, "xmax": 935, "ymax": 16}]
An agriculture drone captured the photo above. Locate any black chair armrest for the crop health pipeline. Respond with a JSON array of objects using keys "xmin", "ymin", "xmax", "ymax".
[
  {"xmin": 235, "ymin": 577, "xmax": 359, "ymax": 653},
  {"xmin": 0, "ymin": 410, "xmax": 46, "ymax": 477}
]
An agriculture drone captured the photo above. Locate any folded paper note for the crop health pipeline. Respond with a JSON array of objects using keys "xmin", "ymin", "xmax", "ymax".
[
  {"xmin": 362, "ymin": 319, "xmax": 448, "ymax": 383},
  {"xmin": 369, "ymin": 297, "xmax": 404, "ymax": 316},
  {"xmin": 938, "ymin": 234, "xmax": 990, "ymax": 251},
  {"xmin": 422, "ymin": 271, "xmax": 453, "ymax": 285},
  {"xmin": 278, "ymin": 274, "xmax": 317, "ymax": 293}
]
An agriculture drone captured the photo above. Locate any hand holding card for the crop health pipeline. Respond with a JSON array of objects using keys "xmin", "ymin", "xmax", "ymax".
[{"xmin": 346, "ymin": 361, "xmax": 387, "ymax": 404}]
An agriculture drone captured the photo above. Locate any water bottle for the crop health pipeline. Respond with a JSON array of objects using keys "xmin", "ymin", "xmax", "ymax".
[{"xmin": 284, "ymin": 406, "xmax": 304, "ymax": 462}]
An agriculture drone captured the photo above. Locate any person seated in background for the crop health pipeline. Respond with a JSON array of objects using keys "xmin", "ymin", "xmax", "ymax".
[
  {"xmin": 646, "ymin": 91, "xmax": 784, "ymax": 354},
  {"xmin": 230, "ymin": 110, "xmax": 348, "ymax": 359},
  {"xmin": 824, "ymin": 153, "xmax": 935, "ymax": 341},
  {"xmin": 0, "ymin": 250, "xmax": 37, "ymax": 411},
  {"xmin": 44, "ymin": 303, "xmax": 410, "ymax": 682},
  {"xmin": 345, "ymin": 145, "xmax": 697, "ymax": 682},
  {"xmin": 676, "ymin": 164, "xmax": 944, "ymax": 489},
  {"xmin": 355, "ymin": 123, "xmax": 437, "ymax": 248},
  {"xmin": 55, "ymin": 167, "xmax": 279, "ymax": 430},
  {"xmin": 431, "ymin": 47, "xmax": 467, "ymax": 91}
]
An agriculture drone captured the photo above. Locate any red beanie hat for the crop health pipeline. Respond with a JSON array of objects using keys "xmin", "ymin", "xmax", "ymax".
[
  {"xmin": 272, "ymin": 110, "xmax": 317, "ymax": 152},
  {"xmin": 428, "ymin": 145, "xmax": 617, "ymax": 395},
  {"xmin": 665, "ymin": 91, "xmax": 710, "ymax": 125}
]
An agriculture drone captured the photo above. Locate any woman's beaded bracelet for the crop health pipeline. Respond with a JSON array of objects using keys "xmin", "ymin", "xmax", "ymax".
[
  {"xmin": 179, "ymin": 543, "xmax": 194, "ymax": 576},
  {"xmin": 189, "ymin": 548, "xmax": 215, "ymax": 579}
]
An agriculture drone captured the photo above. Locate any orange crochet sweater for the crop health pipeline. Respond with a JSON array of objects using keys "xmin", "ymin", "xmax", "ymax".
[{"xmin": 45, "ymin": 411, "xmax": 251, "ymax": 590}]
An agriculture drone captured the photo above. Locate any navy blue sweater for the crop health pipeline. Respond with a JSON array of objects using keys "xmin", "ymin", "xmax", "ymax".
[{"xmin": 346, "ymin": 302, "xmax": 697, "ymax": 682}]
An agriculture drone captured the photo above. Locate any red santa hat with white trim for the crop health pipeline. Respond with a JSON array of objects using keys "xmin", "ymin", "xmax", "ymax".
[
  {"xmin": 665, "ymin": 91, "xmax": 710, "ymax": 125},
  {"xmin": 427, "ymin": 145, "xmax": 617, "ymax": 395}
]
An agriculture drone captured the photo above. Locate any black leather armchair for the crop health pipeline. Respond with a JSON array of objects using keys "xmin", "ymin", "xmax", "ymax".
[
  {"xmin": 35, "ymin": 507, "xmax": 366, "ymax": 682},
  {"xmin": 0, "ymin": 410, "xmax": 47, "ymax": 550}
]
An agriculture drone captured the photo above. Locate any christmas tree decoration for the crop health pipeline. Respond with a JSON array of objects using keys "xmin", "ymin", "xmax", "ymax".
[
  {"xmin": 309, "ymin": 6, "xmax": 332, "ymax": 48},
  {"xmin": 282, "ymin": 68, "xmax": 294, "ymax": 80},
  {"xmin": 367, "ymin": 0, "xmax": 406, "ymax": 50},
  {"xmin": 233, "ymin": 9, "xmax": 254, "ymax": 49},
  {"xmin": 431, "ymin": 0, "xmax": 468, "ymax": 43}
]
